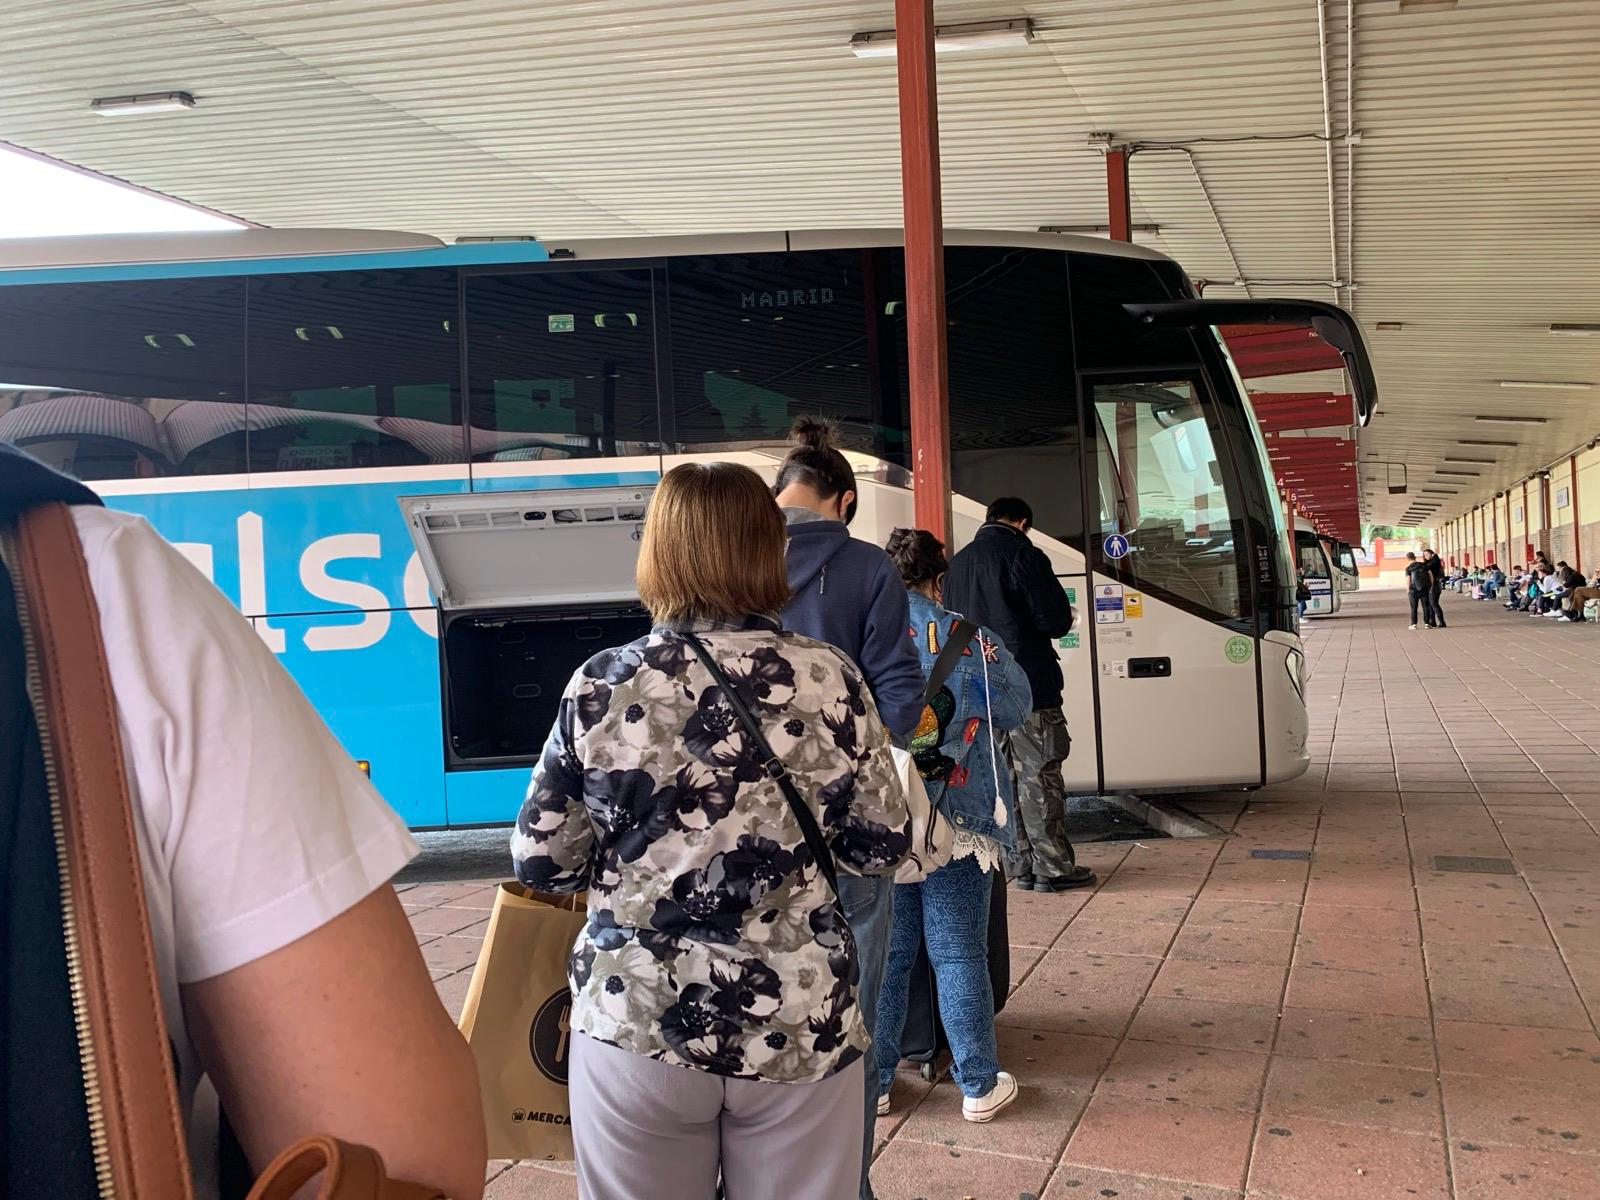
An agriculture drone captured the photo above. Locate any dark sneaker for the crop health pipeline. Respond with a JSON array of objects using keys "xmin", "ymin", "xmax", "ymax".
[
  {"xmin": 1032, "ymin": 866, "xmax": 1097, "ymax": 891},
  {"xmin": 1011, "ymin": 873, "xmax": 1036, "ymax": 890}
]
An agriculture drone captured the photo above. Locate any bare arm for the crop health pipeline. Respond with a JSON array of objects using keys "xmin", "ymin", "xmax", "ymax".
[{"xmin": 183, "ymin": 886, "xmax": 486, "ymax": 1200}]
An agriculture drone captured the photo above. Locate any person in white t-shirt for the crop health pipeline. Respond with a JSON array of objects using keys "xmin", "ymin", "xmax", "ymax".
[{"xmin": 72, "ymin": 505, "xmax": 485, "ymax": 1200}]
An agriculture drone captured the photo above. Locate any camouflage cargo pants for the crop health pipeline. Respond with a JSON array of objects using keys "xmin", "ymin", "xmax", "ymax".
[{"xmin": 1003, "ymin": 707, "xmax": 1078, "ymax": 881}]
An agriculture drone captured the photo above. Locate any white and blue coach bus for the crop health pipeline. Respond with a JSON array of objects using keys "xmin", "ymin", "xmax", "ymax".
[{"xmin": 0, "ymin": 228, "xmax": 1375, "ymax": 827}]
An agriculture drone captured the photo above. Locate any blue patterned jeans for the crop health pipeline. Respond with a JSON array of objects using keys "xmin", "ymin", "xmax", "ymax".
[{"xmin": 872, "ymin": 854, "xmax": 1002, "ymax": 1100}]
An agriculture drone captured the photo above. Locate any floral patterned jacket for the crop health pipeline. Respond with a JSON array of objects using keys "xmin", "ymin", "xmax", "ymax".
[{"xmin": 511, "ymin": 615, "xmax": 911, "ymax": 1084}]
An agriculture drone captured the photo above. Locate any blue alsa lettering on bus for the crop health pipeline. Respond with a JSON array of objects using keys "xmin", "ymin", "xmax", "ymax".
[{"xmin": 100, "ymin": 468, "xmax": 655, "ymax": 829}]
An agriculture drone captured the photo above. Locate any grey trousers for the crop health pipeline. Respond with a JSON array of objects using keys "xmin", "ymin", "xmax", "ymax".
[
  {"xmin": 1003, "ymin": 707, "xmax": 1078, "ymax": 881},
  {"xmin": 570, "ymin": 1034, "xmax": 865, "ymax": 1200},
  {"xmin": 837, "ymin": 875, "xmax": 894, "ymax": 1200}
]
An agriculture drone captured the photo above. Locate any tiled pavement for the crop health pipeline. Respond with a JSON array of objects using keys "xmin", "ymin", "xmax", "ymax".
[{"xmin": 404, "ymin": 587, "xmax": 1600, "ymax": 1199}]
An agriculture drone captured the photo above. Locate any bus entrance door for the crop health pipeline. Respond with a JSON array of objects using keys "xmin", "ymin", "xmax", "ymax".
[{"xmin": 1083, "ymin": 374, "xmax": 1264, "ymax": 791}]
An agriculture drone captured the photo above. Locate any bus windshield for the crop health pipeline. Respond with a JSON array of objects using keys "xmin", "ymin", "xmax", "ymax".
[{"xmin": 1296, "ymin": 531, "xmax": 1331, "ymax": 577}]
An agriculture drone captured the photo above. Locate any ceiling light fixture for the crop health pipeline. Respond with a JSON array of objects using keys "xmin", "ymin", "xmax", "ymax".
[
  {"xmin": 849, "ymin": 18, "xmax": 1036, "ymax": 58},
  {"xmin": 1550, "ymin": 324, "xmax": 1600, "ymax": 336},
  {"xmin": 1038, "ymin": 223, "xmax": 1160, "ymax": 235},
  {"xmin": 1443, "ymin": 456, "xmax": 1495, "ymax": 464},
  {"xmin": 1475, "ymin": 415, "xmax": 1549, "ymax": 424},
  {"xmin": 1498, "ymin": 380, "xmax": 1593, "ymax": 391},
  {"xmin": 90, "ymin": 91, "xmax": 196, "ymax": 116},
  {"xmin": 455, "ymin": 235, "xmax": 538, "ymax": 243},
  {"xmin": 1374, "ymin": 321, "xmax": 1405, "ymax": 332},
  {"xmin": 1459, "ymin": 439, "xmax": 1519, "ymax": 447},
  {"xmin": 1435, "ymin": 469, "xmax": 1481, "ymax": 476}
]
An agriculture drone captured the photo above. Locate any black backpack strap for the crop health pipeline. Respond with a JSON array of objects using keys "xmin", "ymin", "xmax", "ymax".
[
  {"xmin": 921, "ymin": 618, "xmax": 979, "ymax": 706},
  {"xmin": 680, "ymin": 632, "xmax": 840, "ymax": 897}
]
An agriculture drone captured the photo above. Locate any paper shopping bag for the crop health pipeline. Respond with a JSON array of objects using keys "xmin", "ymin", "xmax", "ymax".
[{"xmin": 457, "ymin": 884, "xmax": 587, "ymax": 1161}]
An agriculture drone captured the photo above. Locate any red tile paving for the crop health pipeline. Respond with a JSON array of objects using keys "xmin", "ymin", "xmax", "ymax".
[{"xmin": 412, "ymin": 591, "xmax": 1600, "ymax": 1199}]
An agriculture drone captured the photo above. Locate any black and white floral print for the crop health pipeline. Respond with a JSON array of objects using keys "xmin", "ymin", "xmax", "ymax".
[{"xmin": 512, "ymin": 617, "xmax": 910, "ymax": 1084}]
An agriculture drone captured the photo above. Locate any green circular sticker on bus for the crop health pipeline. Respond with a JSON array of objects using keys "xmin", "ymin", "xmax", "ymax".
[{"xmin": 1224, "ymin": 636, "xmax": 1253, "ymax": 664}]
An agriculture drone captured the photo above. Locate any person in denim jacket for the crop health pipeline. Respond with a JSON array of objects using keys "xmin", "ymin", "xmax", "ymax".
[{"xmin": 872, "ymin": 528, "xmax": 1034, "ymax": 1124}]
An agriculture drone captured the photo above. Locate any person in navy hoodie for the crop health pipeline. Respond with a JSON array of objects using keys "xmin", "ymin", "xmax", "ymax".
[{"xmin": 773, "ymin": 417, "xmax": 924, "ymax": 1200}]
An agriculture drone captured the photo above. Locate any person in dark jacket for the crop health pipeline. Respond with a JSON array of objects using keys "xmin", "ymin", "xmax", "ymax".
[
  {"xmin": 1422, "ymin": 548, "xmax": 1448, "ymax": 628},
  {"xmin": 1405, "ymin": 551, "xmax": 1431, "ymax": 628},
  {"xmin": 943, "ymin": 498, "xmax": 1094, "ymax": 892},
  {"xmin": 772, "ymin": 417, "xmax": 924, "ymax": 1200}
]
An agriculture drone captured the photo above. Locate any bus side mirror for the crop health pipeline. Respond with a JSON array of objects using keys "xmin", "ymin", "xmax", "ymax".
[{"xmin": 1122, "ymin": 298, "xmax": 1378, "ymax": 428}]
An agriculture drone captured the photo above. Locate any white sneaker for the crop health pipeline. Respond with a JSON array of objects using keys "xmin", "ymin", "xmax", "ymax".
[
  {"xmin": 1409, "ymin": 624, "xmax": 1417, "ymax": 630},
  {"xmin": 963, "ymin": 1072, "xmax": 1020, "ymax": 1123},
  {"xmin": 877, "ymin": 1092, "xmax": 891, "ymax": 1118}
]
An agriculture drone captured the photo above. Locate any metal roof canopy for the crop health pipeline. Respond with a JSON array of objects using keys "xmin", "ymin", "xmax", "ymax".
[{"xmin": 0, "ymin": 0, "xmax": 1595, "ymax": 528}]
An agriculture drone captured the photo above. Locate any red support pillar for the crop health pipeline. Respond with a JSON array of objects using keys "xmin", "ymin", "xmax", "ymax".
[
  {"xmin": 1106, "ymin": 147, "xmax": 1132, "ymax": 242},
  {"xmin": 1283, "ymin": 491, "xmax": 1297, "ymax": 576},
  {"xmin": 896, "ymin": 0, "xmax": 951, "ymax": 542},
  {"xmin": 1572, "ymin": 456, "xmax": 1583, "ymax": 572},
  {"xmin": 1523, "ymin": 480, "xmax": 1531, "ymax": 561}
]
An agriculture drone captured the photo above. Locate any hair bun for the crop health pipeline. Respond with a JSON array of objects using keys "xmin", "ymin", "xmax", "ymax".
[
  {"xmin": 789, "ymin": 415, "xmax": 838, "ymax": 451},
  {"xmin": 885, "ymin": 527, "xmax": 916, "ymax": 555}
]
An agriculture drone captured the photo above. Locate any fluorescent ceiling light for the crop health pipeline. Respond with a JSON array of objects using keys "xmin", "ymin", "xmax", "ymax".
[
  {"xmin": 1498, "ymin": 380, "xmax": 1593, "ymax": 391},
  {"xmin": 1459, "ymin": 439, "xmax": 1518, "ymax": 447},
  {"xmin": 1550, "ymin": 323, "xmax": 1600, "ymax": 336},
  {"xmin": 849, "ymin": 18, "xmax": 1036, "ymax": 58},
  {"xmin": 1435, "ymin": 469, "xmax": 1481, "ymax": 476},
  {"xmin": 90, "ymin": 91, "xmax": 195, "ymax": 116},
  {"xmin": 1374, "ymin": 321, "xmax": 1405, "ymax": 332},
  {"xmin": 455, "ymin": 235, "xmax": 538, "ymax": 243},
  {"xmin": 1476, "ymin": 415, "xmax": 1549, "ymax": 424},
  {"xmin": 1443, "ymin": 456, "xmax": 1495, "ymax": 464},
  {"xmin": 1039, "ymin": 223, "xmax": 1160, "ymax": 235}
]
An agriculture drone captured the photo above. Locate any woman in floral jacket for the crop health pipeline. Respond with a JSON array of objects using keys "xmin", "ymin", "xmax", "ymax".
[
  {"xmin": 872, "ymin": 528, "xmax": 1033, "ymax": 1125},
  {"xmin": 512, "ymin": 461, "xmax": 911, "ymax": 1200}
]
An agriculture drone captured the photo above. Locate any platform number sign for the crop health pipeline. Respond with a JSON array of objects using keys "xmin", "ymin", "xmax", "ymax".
[{"xmin": 1102, "ymin": 533, "xmax": 1131, "ymax": 560}]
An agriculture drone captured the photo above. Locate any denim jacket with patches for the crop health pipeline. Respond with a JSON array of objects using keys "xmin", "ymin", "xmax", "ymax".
[{"xmin": 905, "ymin": 590, "xmax": 1032, "ymax": 850}]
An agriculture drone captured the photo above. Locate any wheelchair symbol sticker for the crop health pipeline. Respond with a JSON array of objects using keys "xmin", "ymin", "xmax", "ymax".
[{"xmin": 1103, "ymin": 533, "xmax": 1130, "ymax": 560}]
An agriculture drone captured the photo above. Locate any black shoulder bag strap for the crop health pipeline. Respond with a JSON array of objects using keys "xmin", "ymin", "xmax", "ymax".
[
  {"xmin": 920, "ymin": 618, "xmax": 979, "ymax": 707},
  {"xmin": 680, "ymin": 632, "xmax": 840, "ymax": 897}
]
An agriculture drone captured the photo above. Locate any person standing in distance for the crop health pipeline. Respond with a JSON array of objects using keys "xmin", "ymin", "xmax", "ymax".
[
  {"xmin": 1405, "ymin": 551, "xmax": 1432, "ymax": 629},
  {"xmin": 1422, "ymin": 547, "xmax": 1448, "ymax": 628},
  {"xmin": 772, "ymin": 416, "xmax": 925, "ymax": 1200},
  {"xmin": 944, "ymin": 498, "xmax": 1095, "ymax": 893}
]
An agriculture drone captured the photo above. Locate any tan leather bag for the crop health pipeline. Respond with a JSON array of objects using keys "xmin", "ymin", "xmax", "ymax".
[{"xmin": 14, "ymin": 502, "xmax": 444, "ymax": 1200}]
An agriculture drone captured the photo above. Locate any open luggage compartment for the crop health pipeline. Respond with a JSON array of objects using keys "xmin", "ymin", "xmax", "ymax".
[{"xmin": 400, "ymin": 485, "xmax": 654, "ymax": 771}]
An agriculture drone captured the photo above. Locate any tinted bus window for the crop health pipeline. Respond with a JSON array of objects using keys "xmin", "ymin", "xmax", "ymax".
[
  {"xmin": 666, "ymin": 250, "xmax": 903, "ymax": 461},
  {"xmin": 941, "ymin": 247, "xmax": 1081, "ymax": 550},
  {"xmin": 466, "ymin": 268, "xmax": 660, "ymax": 461},
  {"xmin": 0, "ymin": 276, "xmax": 246, "ymax": 480},
  {"xmin": 248, "ymin": 269, "xmax": 460, "ymax": 472},
  {"xmin": 1070, "ymin": 254, "xmax": 1195, "ymax": 370}
]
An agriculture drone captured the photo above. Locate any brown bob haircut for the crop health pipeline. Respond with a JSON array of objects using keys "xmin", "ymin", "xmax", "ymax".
[{"xmin": 636, "ymin": 462, "xmax": 791, "ymax": 625}]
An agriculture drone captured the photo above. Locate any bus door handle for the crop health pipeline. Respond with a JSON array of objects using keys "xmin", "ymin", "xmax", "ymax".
[{"xmin": 1128, "ymin": 657, "xmax": 1172, "ymax": 679}]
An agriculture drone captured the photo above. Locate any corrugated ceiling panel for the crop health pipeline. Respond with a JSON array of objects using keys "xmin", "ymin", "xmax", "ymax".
[{"xmin": 0, "ymin": 0, "xmax": 1594, "ymax": 524}]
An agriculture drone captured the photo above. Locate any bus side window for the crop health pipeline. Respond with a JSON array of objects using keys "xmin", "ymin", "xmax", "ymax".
[
  {"xmin": 465, "ymin": 268, "xmax": 660, "ymax": 461},
  {"xmin": 664, "ymin": 250, "xmax": 902, "ymax": 461},
  {"xmin": 248, "ymin": 268, "xmax": 461, "ymax": 472},
  {"xmin": 939, "ymin": 247, "xmax": 1083, "ymax": 552},
  {"xmin": 0, "ymin": 276, "xmax": 247, "ymax": 482}
]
